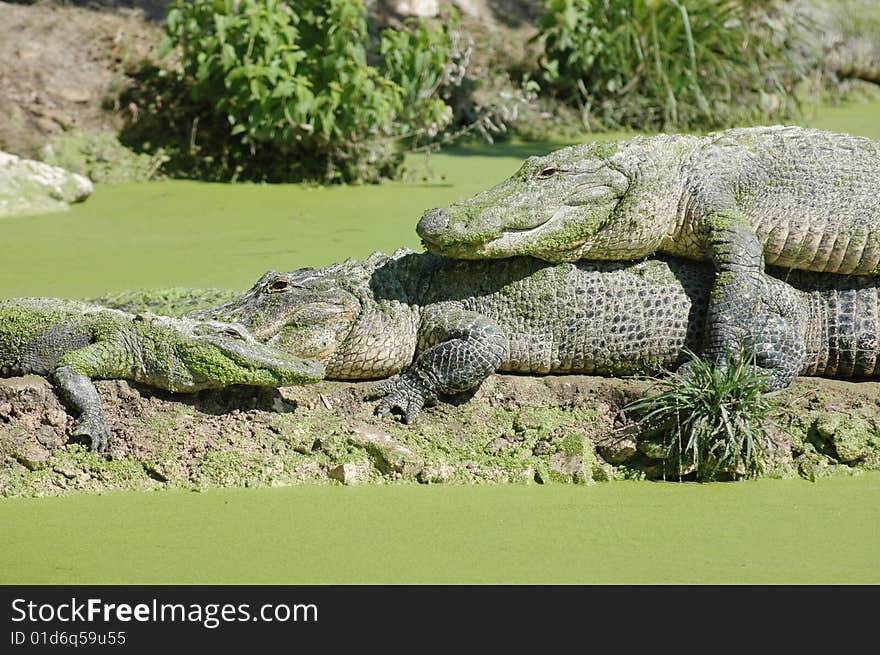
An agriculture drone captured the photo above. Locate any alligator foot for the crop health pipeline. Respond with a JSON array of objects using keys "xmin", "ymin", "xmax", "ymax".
[
  {"xmin": 698, "ymin": 233, "xmax": 807, "ymax": 389},
  {"xmin": 71, "ymin": 414, "xmax": 111, "ymax": 454},
  {"xmin": 366, "ymin": 374, "xmax": 438, "ymax": 424},
  {"xmin": 677, "ymin": 288, "xmax": 805, "ymax": 391}
]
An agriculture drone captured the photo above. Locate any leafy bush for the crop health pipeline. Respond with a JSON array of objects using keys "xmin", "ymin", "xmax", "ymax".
[
  {"xmin": 534, "ymin": 0, "xmax": 816, "ymax": 130},
  {"xmin": 126, "ymin": 0, "xmax": 462, "ymax": 183},
  {"xmin": 378, "ymin": 13, "xmax": 464, "ymax": 147},
  {"xmin": 626, "ymin": 352, "xmax": 778, "ymax": 481}
]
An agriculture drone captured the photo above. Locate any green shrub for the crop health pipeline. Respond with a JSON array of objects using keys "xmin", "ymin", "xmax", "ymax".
[
  {"xmin": 534, "ymin": 0, "xmax": 815, "ymax": 130},
  {"xmin": 378, "ymin": 13, "xmax": 464, "ymax": 147},
  {"xmin": 128, "ymin": 0, "xmax": 460, "ymax": 183},
  {"xmin": 626, "ymin": 352, "xmax": 778, "ymax": 481}
]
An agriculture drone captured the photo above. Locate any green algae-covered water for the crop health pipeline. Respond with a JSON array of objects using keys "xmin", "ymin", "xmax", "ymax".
[
  {"xmin": 1, "ymin": 141, "xmax": 578, "ymax": 297},
  {"xmin": 2, "ymin": 102, "xmax": 879, "ymax": 584},
  {"xmin": 2, "ymin": 476, "xmax": 879, "ymax": 584}
]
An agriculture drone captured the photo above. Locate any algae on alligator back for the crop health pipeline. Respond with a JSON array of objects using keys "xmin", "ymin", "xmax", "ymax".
[
  {"xmin": 91, "ymin": 287, "xmax": 241, "ymax": 317},
  {"xmin": 417, "ymin": 127, "xmax": 880, "ymax": 273},
  {"xmin": 0, "ymin": 298, "xmax": 323, "ymax": 452}
]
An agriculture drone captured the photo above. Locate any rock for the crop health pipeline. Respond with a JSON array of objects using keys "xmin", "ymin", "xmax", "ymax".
[
  {"xmin": 39, "ymin": 131, "xmax": 167, "ymax": 185},
  {"xmin": 35, "ymin": 425, "xmax": 65, "ymax": 449},
  {"xmin": 0, "ymin": 150, "xmax": 92, "ymax": 219},
  {"xmin": 348, "ymin": 426, "xmax": 424, "ymax": 477},
  {"xmin": 513, "ymin": 409, "xmax": 546, "ymax": 433},
  {"xmin": 485, "ymin": 434, "xmax": 522, "ymax": 453},
  {"xmin": 549, "ymin": 451, "xmax": 582, "ymax": 475},
  {"xmin": 452, "ymin": 0, "xmax": 483, "ymax": 17},
  {"xmin": 532, "ymin": 439, "xmax": 551, "ymax": 455},
  {"xmin": 0, "ymin": 377, "xmax": 68, "ymax": 445},
  {"xmin": 0, "ymin": 375, "xmax": 55, "ymax": 403},
  {"xmin": 815, "ymin": 414, "xmax": 879, "ymax": 463},
  {"xmin": 591, "ymin": 460, "xmax": 616, "ymax": 482},
  {"xmin": 596, "ymin": 434, "xmax": 638, "ymax": 463},
  {"xmin": 637, "ymin": 439, "xmax": 670, "ymax": 460},
  {"xmin": 795, "ymin": 444, "xmax": 832, "ymax": 482},
  {"xmin": 56, "ymin": 87, "xmax": 92, "ymax": 104},
  {"xmin": 53, "ymin": 462, "xmax": 79, "ymax": 480},
  {"xmin": 418, "ymin": 462, "xmax": 456, "ymax": 483},
  {"xmin": 328, "ymin": 461, "xmax": 372, "ymax": 485},
  {"xmin": 14, "ymin": 442, "xmax": 50, "ymax": 471},
  {"xmin": 814, "ymin": 413, "xmax": 846, "ymax": 440},
  {"xmin": 392, "ymin": 0, "xmax": 439, "ymax": 17},
  {"xmin": 545, "ymin": 432, "xmax": 595, "ymax": 484}
]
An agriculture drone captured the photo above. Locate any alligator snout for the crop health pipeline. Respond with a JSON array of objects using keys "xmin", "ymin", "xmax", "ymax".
[
  {"xmin": 417, "ymin": 207, "xmax": 449, "ymax": 242},
  {"xmin": 280, "ymin": 356, "xmax": 325, "ymax": 383}
]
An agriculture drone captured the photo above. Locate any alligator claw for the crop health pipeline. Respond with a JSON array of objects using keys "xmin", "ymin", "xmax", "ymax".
[
  {"xmin": 72, "ymin": 416, "xmax": 111, "ymax": 455},
  {"xmin": 367, "ymin": 374, "xmax": 434, "ymax": 424},
  {"xmin": 375, "ymin": 393, "xmax": 425, "ymax": 425},
  {"xmin": 365, "ymin": 376, "xmax": 400, "ymax": 401},
  {"xmin": 674, "ymin": 359, "xmax": 699, "ymax": 380}
]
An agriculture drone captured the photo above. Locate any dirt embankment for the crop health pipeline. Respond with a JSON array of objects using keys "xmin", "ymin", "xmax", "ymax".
[
  {"xmin": 2, "ymin": 372, "xmax": 879, "ymax": 496},
  {"xmin": 0, "ymin": 1, "xmax": 163, "ymax": 157}
]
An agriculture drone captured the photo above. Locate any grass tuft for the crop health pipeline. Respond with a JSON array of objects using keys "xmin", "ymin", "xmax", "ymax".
[{"xmin": 626, "ymin": 350, "xmax": 778, "ymax": 481}]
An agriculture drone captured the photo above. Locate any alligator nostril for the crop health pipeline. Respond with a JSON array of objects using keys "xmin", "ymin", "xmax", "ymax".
[{"xmin": 417, "ymin": 207, "xmax": 448, "ymax": 238}]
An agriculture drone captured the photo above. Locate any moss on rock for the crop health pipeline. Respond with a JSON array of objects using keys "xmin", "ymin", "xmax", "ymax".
[{"xmin": 814, "ymin": 413, "xmax": 880, "ymax": 463}]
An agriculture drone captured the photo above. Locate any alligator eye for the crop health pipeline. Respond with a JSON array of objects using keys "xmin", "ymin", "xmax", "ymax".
[
  {"xmin": 537, "ymin": 166, "xmax": 559, "ymax": 179},
  {"xmin": 223, "ymin": 328, "xmax": 244, "ymax": 339},
  {"xmin": 264, "ymin": 278, "xmax": 291, "ymax": 293}
]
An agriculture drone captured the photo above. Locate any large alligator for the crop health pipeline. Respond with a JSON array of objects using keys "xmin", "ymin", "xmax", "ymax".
[
  {"xmin": 192, "ymin": 249, "xmax": 880, "ymax": 423},
  {"xmin": 0, "ymin": 299, "xmax": 324, "ymax": 452},
  {"xmin": 415, "ymin": 126, "xmax": 880, "ymax": 374}
]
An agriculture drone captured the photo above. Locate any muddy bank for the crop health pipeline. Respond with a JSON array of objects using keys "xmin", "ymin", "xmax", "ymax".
[{"xmin": 2, "ymin": 372, "xmax": 879, "ymax": 496}]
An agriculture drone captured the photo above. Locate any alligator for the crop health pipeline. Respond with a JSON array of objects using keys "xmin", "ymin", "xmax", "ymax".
[
  {"xmin": 415, "ymin": 126, "xmax": 880, "ymax": 374},
  {"xmin": 0, "ymin": 298, "xmax": 325, "ymax": 452},
  {"xmin": 191, "ymin": 249, "xmax": 880, "ymax": 423}
]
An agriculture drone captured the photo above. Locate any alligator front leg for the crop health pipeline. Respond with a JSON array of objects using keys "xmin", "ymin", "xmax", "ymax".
[
  {"xmin": 367, "ymin": 306, "xmax": 507, "ymax": 423},
  {"xmin": 52, "ymin": 339, "xmax": 131, "ymax": 453},
  {"xmin": 699, "ymin": 215, "xmax": 806, "ymax": 386},
  {"xmin": 51, "ymin": 366, "xmax": 112, "ymax": 453}
]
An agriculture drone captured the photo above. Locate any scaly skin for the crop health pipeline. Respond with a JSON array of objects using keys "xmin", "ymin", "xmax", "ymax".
[
  {"xmin": 0, "ymin": 298, "xmax": 324, "ymax": 452},
  {"xmin": 194, "ymin": 249, "xmax": 880, "ymax": 422},
  {"xmin": 416, "ymin": 126, "xmax": 880, "ymax": 372}
]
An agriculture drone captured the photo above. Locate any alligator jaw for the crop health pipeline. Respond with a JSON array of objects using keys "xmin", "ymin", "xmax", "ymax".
[{"xmin": 222, "ymin": 340, "xmax": 326, "ymax": 383}]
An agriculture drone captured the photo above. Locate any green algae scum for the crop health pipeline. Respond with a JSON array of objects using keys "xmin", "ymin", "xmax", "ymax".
[
  {"xmin": 1, "ymin": 103, "xmax": 880, "ymax": 583},
  {"xmin": 2, "ymin": 477, "xmax": 879, "ymax": 584}
]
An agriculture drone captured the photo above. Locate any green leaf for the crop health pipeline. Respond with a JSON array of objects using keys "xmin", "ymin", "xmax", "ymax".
[{"xmin": 158, "ymin": 33, "xmax": 176, "ymax": 60}]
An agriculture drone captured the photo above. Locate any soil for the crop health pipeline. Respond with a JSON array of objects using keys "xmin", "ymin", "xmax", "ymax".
[
  {"xmin": 0, "ymin": 1, "xmax": 165, "ymax": 157},
  {"xmin": 2, "ymin": 371, "xmax": 879, "ymax": 496}
]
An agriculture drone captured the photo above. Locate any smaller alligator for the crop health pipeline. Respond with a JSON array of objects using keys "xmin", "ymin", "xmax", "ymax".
[
  {"xmin": 416, "ymin": 126, "xmax": 880, "ymax": 374},
  {"xmin": 192, "ymin": 249, "xmax": 876, "ymax": 423},
  {"xmin": 0, "ymin": 299, "xmax": 325, "ymax": 453}
]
